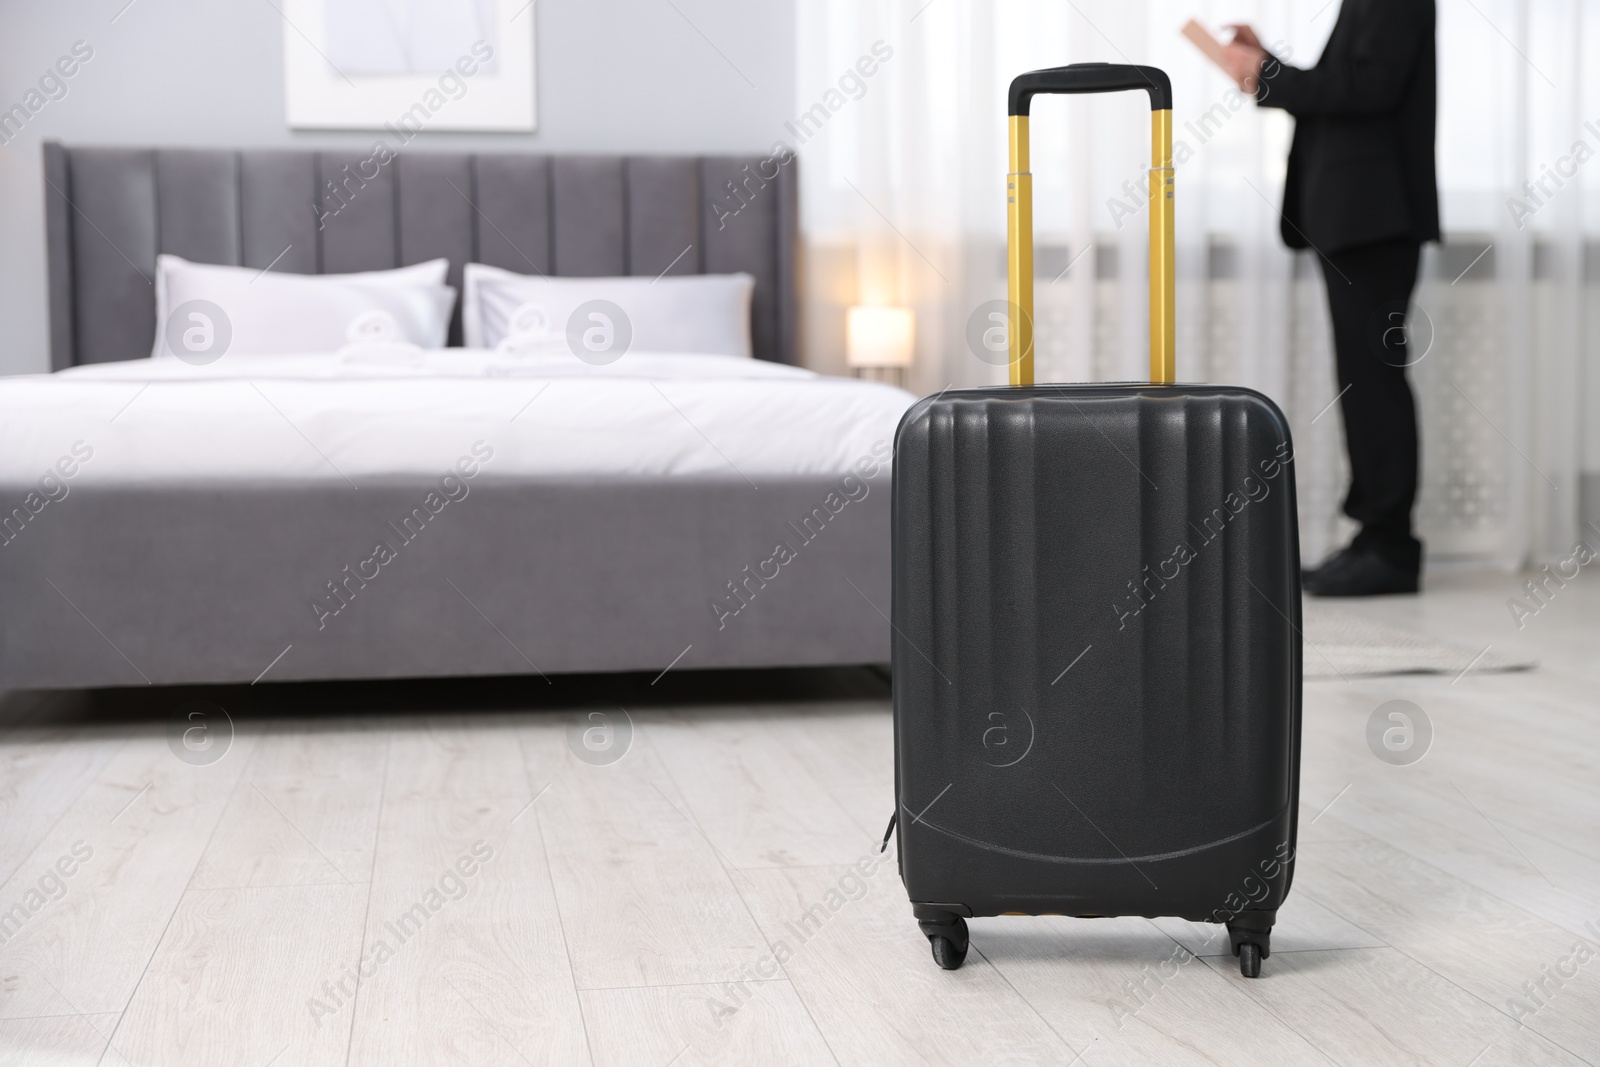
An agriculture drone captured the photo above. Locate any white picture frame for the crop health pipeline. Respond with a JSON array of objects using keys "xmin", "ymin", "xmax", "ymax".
[{"xmin": 282, "ymin": 0, "xmax": 536, "ymax": 131}]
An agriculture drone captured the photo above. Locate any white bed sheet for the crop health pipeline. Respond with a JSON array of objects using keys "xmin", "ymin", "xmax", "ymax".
[{"xmin": 0, "ymin": 351, "xmax": 917, "ymax": 485}]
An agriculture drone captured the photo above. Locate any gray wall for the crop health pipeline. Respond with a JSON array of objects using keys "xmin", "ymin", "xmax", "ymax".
[{"xmin": 0, "ymin": 0, "xmax": 795, "ymax": 376}]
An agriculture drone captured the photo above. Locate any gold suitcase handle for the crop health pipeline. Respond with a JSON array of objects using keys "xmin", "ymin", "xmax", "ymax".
[{"xmin": 1006, "ymin": 63, "xmax": 1175, "ymax": 386}]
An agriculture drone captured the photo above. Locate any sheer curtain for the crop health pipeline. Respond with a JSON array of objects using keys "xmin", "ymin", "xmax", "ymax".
[{"xmin": 795, "ymin": 0, "xmax": 1597, "ymax": 566}]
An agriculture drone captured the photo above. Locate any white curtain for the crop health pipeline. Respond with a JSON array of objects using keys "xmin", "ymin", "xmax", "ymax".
[{"xmin": 795, "ymin": 0, "xmax": 1597, "ymax": 567}]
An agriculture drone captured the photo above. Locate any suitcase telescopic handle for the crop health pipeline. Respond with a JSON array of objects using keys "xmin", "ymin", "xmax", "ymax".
[{"xmin": 1005, "ymin": 63, "xmax": 1176, "ymax": 387}]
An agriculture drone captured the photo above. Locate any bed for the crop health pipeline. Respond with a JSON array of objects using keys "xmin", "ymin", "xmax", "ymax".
[{"xmin": 0, "ymin": 145, "xmax": 908, "ymax": 689}]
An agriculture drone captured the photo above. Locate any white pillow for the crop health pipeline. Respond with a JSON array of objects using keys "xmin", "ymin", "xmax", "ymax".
[
  {"xmin": 152, "ymin": 255, "xmax": 455, "ymax": 361},
  {"xmin": 463, "ymin": 264, "xmax": 755, "ymax": 358}
]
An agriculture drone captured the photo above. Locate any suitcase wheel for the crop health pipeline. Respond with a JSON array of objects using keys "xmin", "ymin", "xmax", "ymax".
[
  {"xmin": 921, "ymin": 914, "xmax": 969, "ymax": 970},
  {"xmin": 1226, "ymin": 913, "xmax": 1274, "ymax": 978},
  {"xmin": 930, "ymin": 930, "xmax": 968, "ymax": 970}
]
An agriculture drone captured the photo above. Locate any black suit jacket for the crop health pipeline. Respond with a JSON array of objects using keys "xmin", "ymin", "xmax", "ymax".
[{"xmin": 1256, "ymin": 0, "xmax": 1440, "ymax": 254}]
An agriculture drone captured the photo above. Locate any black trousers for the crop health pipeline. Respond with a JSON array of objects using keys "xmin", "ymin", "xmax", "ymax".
[{"xmin": 1318, "ymin": 237, "xmax": 1424, "ymax": 573}]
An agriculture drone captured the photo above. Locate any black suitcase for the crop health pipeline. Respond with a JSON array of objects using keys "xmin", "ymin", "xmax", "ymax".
[{"xmin": 889, "ymin": 63, "xmax": 1302, "ymax": 978}]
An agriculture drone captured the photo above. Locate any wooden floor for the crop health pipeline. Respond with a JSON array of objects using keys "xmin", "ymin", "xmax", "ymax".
[{"xmin": 1, "ymin": 569, "xmax": 1597, "ymax": 1066}]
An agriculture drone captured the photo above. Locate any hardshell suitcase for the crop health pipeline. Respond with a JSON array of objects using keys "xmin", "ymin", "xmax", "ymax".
[{"xmin": 890, "ymin": 63, "xmax": 1302, "ymax": 978}]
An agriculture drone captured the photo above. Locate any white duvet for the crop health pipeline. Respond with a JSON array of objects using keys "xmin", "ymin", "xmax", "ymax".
[{"xmin": 0, "ymin": 351, "xmax": 917, "ymax": 486}]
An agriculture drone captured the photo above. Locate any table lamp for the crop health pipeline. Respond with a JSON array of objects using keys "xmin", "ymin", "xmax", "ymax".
[{"xmin": 846, "ymin": 306, "xmax": 914, "ymax": 387}]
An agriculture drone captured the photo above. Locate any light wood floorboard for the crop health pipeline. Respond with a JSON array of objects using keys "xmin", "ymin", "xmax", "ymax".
[
  {"xmin": 643, "ymin": 707, "xmax": 867, "ymax": 869},
  {"xmin": 1208, "ymin": 947, "xmax": 1589, "ymax": 1066},
  {"xmin": 967, "ymin": 915, "xmax": 1333, "ymax": 1066},
  {"xmin": 109, "ymin": 884, "xmax": 367, "ymax": 1066},
  {"xmin": 579, "ymin": 980, "xmax": 836, "ymax": 1066},
  {"xmin": 0, "ymin": 727, "xmax": 121, "ymax": 889},
  {"xmin": 534, "ymin": 728, "xmax": 773, "ymax": 992},
  {"xmin": 0, "ymin": 1012, "xmax": 119, "ymax": 1065},
  {"xmin": 735, "ymin": 862, "xmax": 1076, "ymax": 1065},
  {"xmin": 0, "ymin": 731, "xmax": 256, "ymax": 1021},
  {"xmin": 188, "ymin": 721, "xmax": 387, "ymax": 890},
  {"xmin": 344, "ymin": 713, "xmax": 586, "ymax": 1067}
]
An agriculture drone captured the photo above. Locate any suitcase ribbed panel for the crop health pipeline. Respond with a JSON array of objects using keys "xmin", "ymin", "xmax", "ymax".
[{"xmin": 893, "ymin": 384, "xmax": 1301, "ymax": 919}]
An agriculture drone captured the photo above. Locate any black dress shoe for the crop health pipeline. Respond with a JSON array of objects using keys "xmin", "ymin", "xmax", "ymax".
[
  {"xmin": 1303, "ymin": 547, "xmax": 1419, "ymax": 597},
  {"xmin": 1302, "ymin": 545, "xmax": 1361, "ymax": 585}
]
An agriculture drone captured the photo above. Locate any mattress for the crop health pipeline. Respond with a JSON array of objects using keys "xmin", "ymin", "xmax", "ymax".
[
  {"xmin": 0, "ymin": 351, "xmax": 912, "ymax": 689},
  {"xmin": 0, "ymin": 351, "xmax": 914, "ymax": 487}
]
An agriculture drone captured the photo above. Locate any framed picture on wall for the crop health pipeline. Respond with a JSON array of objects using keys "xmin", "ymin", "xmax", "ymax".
[{"xmin": 282, "ymin": 0, "xmax": 536, "ymax": 131}]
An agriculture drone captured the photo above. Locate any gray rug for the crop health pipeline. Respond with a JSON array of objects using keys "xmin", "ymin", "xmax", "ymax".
[{"xmin": 1301, "ymin": 601, "xmax": 1536, "ymax": 680}]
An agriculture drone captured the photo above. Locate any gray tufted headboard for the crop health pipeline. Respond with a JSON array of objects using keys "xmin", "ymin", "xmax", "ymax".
[{"xmin": 42, "ymin": 144, "xmax": 797, "ymax": 368}]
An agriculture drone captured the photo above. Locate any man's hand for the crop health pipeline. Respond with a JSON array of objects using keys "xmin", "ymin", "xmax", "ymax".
[
  {"xmin": 1221, "ymin": 40, "xmax": 1267, "ymax": 94},
  {"xmin": 1220, "ymin": 22, "xmax": 1267, "ymax": 93},
  {"xmin": 1225, "ymin": 23, "xmax": 1264, "ymax": 50}
]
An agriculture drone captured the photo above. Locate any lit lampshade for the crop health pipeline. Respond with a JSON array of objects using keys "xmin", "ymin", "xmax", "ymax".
[{"xmin": 846, "ymin": 306, "xmax": 915, "ymax": 369}]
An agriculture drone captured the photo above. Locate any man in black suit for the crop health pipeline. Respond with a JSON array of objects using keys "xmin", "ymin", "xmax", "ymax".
[{"xmin": 1222, "ymin": 2, "xmax": 1439, "ymax": 596}]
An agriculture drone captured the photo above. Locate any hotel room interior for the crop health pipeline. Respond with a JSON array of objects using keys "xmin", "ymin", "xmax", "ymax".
[{"xmin": 0, "ymin": 0, "xmax": 1596, "ymax": 1064}]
